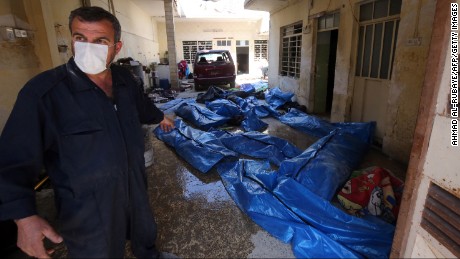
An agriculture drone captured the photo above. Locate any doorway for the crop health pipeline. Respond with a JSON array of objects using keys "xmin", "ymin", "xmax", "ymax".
[
  {"xmin": 236, "ymin": 46, "xmax": 249, "ymax": 74},
  {"xmin": 314, "ymin": 29, "xmax": 338, "ymax": 115}
]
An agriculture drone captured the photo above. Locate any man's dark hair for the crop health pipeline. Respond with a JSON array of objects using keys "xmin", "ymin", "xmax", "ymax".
[{"xmin": 69, "ymin": 6, "xmax": 121, "ymax": 42}]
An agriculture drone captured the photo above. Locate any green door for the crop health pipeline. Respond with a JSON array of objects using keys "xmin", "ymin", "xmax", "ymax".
[{"xmin": 314, "ymin": 30, "xmax": 337, "ymax": 114}]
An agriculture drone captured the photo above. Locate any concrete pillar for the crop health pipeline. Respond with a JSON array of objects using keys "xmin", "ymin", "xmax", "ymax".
[{"xmin": 163, "ymin": 0, "xmax": 178, "ymax": 89}]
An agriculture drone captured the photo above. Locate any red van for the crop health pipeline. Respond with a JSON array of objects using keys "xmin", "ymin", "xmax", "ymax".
[{"xmin": 193, "ymin": 50, "xmax": 236, "ymax": 91}]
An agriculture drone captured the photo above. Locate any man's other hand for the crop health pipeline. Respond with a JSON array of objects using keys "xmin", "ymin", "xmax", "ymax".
[
  {"xmin": 15, "ymin": 215, "xmax": 63, "ymax": 258},
  {"xmin": 159, "ymin": 117, "xmax": 174, "ymax": 132}
]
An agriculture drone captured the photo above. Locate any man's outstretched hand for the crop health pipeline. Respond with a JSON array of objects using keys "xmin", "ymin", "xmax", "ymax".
[
  {"xmin": 15, "ymin": 215, "xmax": 63, "ymax": 258},
  {"xmin": 159, "ymin": 116, "xmax": 174, "ymax": 132}
]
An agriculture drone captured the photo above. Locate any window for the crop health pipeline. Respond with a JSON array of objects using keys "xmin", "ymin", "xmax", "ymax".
[
  {"xmin": 236, "ymin": 40, "xmax": 249, "ymax": 46},
  {"xmin": 355, "ymin": 0, "xmax": 401, "ymax": 79},
  {"xmin": 254, "ymin": 40, "xmax": 268, "ymax": 61},
  {"xmin": 280, "ymin": 22, "xmax": 302, "ymax": 78},
  {"xmin": 182, "ymin": 41, "xmax": 212, "ymax": 64},
  {"xmin": 217, "ymin": 40, "xmax": 232, "ymax": 46},
  {"xmin": 318, "ymin": 12, "xmax": 340, "ymax": 32}
]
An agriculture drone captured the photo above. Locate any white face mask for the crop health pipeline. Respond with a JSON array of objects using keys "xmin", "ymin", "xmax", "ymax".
[{"xmin": 74, "ymin": 41, "xmax": 109, "ymax": 74}]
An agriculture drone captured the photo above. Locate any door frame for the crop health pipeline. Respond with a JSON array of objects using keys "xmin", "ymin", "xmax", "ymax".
[
  {"xmin": 311, "ymin": 11, "xmax": 340, "ymax": 116},
  {"xmin": 390, "ymin": 0, "xmax": 450, "ymax": 257}
]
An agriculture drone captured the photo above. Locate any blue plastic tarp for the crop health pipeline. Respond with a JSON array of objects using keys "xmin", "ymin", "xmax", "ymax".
[
  {"xmin": 159, "ymin": 98, "xmax": 196, "ymax": 115},
  {"xmin": 226, "ymin": 95, "xmax": 279, "ymax": 118},
  {"xmin": 217, "ymin": 130, "xmax": 394, "ymax": 258},
  {"xmin": 277, "ymin": 130, "xmax": 369, "ymax": 201},
  {"xmin": 241, "ymin": 109, "xmax": 268, "ymax": 132},
  {"xmin": 175, "ymin": 102, "xmax": 230, "ymax": 130},
  {"xmin": 278, "ymin": 108, "xmax": 376, "ymax": 144},
  {"xmin": 253, "ymin": 104, "xmax": 281, "ymax": 118},
  {"xmin": 153, "ymin": 119, "xmax": 238, "ymax": 173},
  {"xmin": 205, "ymin": 99, "xmax": 243, "ymax": 118},
  {"xmin": 217, "ymin": 159, "xmax": 389, "ymax": 258},
  {"xmin": 196, "ymin": 86, "xmax": 229, "ymax": 103},
  {"xmin": 154, "ymin": 97, "xmax": 393, "ymax": 258},
  {"xmin": 265, "ymin": 87, "xmax": 295, "ymax": 109},
  {"xmin": 274, "ymin": 177, "xmax": 394, "ymax": 258},
  {"xmin": 204, "ymin": 98, "xmax": 270, "ymax": 132},
  {"xmin": 228, "ymin": 95, "xmax": 258, "ymax": 113},
  {"xmin": 218, "ymin": 131, "xmax": 302, "ymax": 166},
  {"xmin": 239, "ymin": 81, "xmax": 269, "ymax": 93}
]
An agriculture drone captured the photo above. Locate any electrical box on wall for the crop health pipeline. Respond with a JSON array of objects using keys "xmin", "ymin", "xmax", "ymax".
[
  {"xmin": 0, "ymin": 27, "xmax": 30, "ymax": 41},
  {"xmin": 14, "ymin": 29, "xmax": 27, "ymax": 38},
  {"xmin": 0, "ymin": 27, "xmax": 15, "ymax": 41}
]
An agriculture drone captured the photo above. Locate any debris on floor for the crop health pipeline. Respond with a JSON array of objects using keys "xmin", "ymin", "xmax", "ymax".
[
  {"xmin": 148, "ymin": 88, "xmax": 178, "ymax": 103},
  {"xmin": 153, "ymin": 85, "xmax": 405, "ymax": 258}
]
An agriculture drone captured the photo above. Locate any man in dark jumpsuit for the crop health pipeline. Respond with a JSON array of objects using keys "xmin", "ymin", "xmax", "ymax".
[{"xmin": 0, "ymin": 6, "xmax": 174, "ymax": 258}]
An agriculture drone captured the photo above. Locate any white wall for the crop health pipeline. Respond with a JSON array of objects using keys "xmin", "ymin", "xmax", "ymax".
[
  {"xmin": 91, "ymin": 0, "xmax": 161, "ymax": 65},
  {"xmin": 159, "ymin": 19, "xmax": 268, "ymax": 74},
  {"xmin": 401, "ymin": 17, "xmax": 460, "ymax": 256},
  {"xmin": 45, "ymin": 0, "xmax": 161, "ymax": 66},
  {"xmin": 268, "ymin": 0, "xmax": 311, "ymax": 106}
]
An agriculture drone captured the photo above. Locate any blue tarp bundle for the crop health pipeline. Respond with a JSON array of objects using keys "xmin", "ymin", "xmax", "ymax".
[
  {"xmin": 253, "ymin": 104, "xmax": 281, "ymax": 118},
  {"xmin": 217, "ymin": 131, "xmax": 394, "ymax": 258},
  {"xmin": 158, "ymin": 98, "xmax": 196, "ymax": 115},
  {"xmin": 241, "ymin": 109, "xmax": 268, "ymax": 131},
  {"xmin": 175, "ymin": 102, "xmax": 230, "ymax": 131},
  {"xmin": 153, "ymin": 119, "xmax": 238, "ymax": 173},
  {"xmin": 277, "ymin": 130, "xmax": 369, "ymax": 201},
  {"xmin": 176, "ymin": 98, "xmax": 269, "ymax": 132},
  {"xmin": 155, "ymin": 90, "xmax": 393, "ymax": 258},
  {"xmin": 239, "ymin": 80, "xmax": 269, "ymax": 93},
  {"xmin": 216, "ymin": 131, "xmax": 302, "ymax": 166},
  {"xmin": 226, "ymin": 95, "xmax": 279, "ymax": 118},
  {"xmin": 265, "ymin": 87, "xmax": 295, "ymax": 109},
  {"xmin": 278, "ymin": 108, "xmax": 376, "ymax": 144},
  {"xmin": 228, "ymin": 95, "xmax": 258, "ymax": 113},
  {"xmin": 205, "ymin": 99, "xmax": 243, "ymax": 118},
  {"xmin": 196, "ymin": 86, "xmax": 229, "ymax": 103}
]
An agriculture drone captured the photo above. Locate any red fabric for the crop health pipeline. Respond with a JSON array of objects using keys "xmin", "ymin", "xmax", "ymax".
[
  {"xmin": 178, "ymin": 60, "xmax": 188, "ymax": 79},
  {"xmin": 337, "ymin": 166, "xmax": 404, "ymax": 223}
]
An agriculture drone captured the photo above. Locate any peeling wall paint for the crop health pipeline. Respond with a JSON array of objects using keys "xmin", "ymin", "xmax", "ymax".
[
  {"xmin": 0, "ymin": 0, "xmax": 51, "ymax": 132},
  {"xmin": 383, "ymin": 0, "xmax": 436, "ymax": 163}
]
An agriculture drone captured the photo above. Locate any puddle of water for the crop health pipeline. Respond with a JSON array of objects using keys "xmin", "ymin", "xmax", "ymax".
[{"xmin": 176, "ymin": 167, "xmax": 232, "ymax": 206}]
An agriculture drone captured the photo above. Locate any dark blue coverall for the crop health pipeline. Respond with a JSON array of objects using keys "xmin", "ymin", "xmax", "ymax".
[{"xmin": 0, "ymin": 58, "xmax": 164, "ymax": 258}]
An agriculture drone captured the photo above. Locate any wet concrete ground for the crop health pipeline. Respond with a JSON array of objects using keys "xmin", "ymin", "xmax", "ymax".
[{"xmin": 3, "ymin": 82, "xmax": 407, "ymax": 258}]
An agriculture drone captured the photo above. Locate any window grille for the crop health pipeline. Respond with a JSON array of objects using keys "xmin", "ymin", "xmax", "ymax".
[
  {"xmin": 280, "ymin": 22, "xmax": 302, "ymax": 78},
  {"xmin": 254, "ymin": 40, "xmax": 268, "ymax": 61},
  {"xmin": 182, "ymin": 41, "xmax": 212, "ymax": 64}
]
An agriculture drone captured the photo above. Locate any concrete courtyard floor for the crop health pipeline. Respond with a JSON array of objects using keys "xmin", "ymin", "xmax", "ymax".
[{"xmin": 4, "ymin": 79, "xmax": 407, "ymax": 258}]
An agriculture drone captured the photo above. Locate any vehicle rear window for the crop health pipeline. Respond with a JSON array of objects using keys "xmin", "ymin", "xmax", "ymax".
[{"xmin": 196, "ymin": 52, "xmax": 231, "ymax": 63}]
